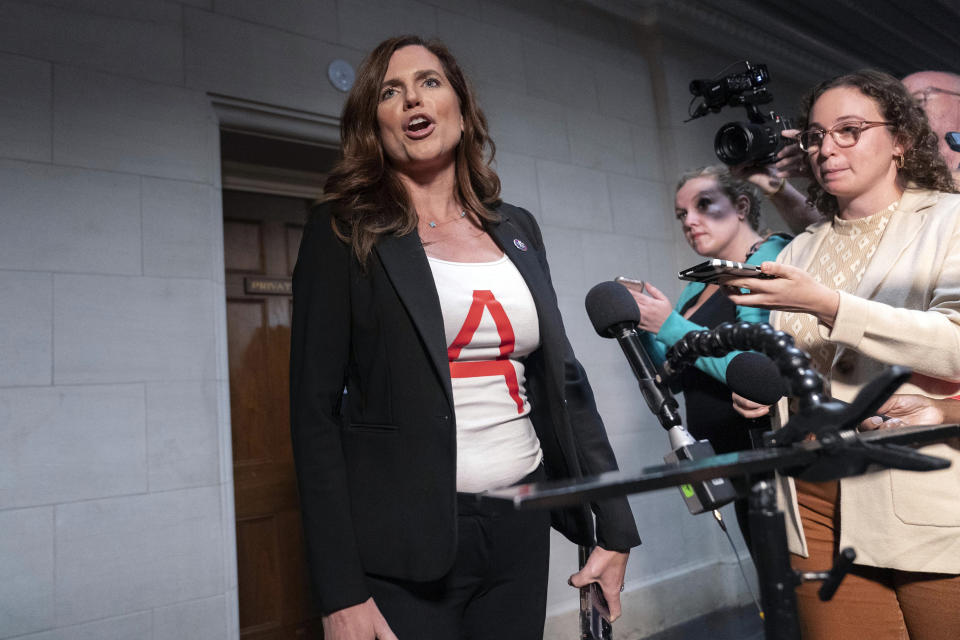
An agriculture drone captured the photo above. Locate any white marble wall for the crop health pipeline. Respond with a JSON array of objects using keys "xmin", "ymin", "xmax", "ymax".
[{"xmin": 0, "ymin": 1, "xmax": 811, "ymax": 637}]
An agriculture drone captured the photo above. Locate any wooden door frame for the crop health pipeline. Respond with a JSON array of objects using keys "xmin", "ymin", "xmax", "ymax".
[
  {"xmin": 210, "ymin": 94, "xmax": 340, "ymax": 638},
  {"xmin": 213, "ymin": 93, "xmax": 339, "ymax": 200}
]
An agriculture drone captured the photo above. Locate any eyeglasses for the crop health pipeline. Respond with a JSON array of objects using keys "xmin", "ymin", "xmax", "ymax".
[
  {"xmin": 798, "ymin": 121, "xmax": 893, "ymax": 153},
  {"xmin": 912, "ymin": 86, "xmax": 960, "ymax": 107}
]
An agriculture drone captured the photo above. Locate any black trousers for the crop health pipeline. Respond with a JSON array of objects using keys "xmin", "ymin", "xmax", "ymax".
[{"xmin": 366, "ymin": 466, "xmax": 551, "ymax": 640}]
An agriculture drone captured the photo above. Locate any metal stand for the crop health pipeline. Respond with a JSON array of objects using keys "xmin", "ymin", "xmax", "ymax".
[
  {"xmin": 482, "ymin": 324, "xmax": 958, "ymax": 639},
  {"xmin": 480, "ymin": 399, "xmax": 957, "ymax": 639},
  {"xmin": 748, "ymin": 480, "xmax": 801, "ymax": 639}
]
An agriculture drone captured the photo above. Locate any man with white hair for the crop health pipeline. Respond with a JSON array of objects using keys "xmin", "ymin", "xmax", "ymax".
[{"xmin": 902, "ymin": 70, "xmax": 960, "ymax": 185}]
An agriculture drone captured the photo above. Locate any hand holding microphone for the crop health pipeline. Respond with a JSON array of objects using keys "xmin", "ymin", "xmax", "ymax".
[
  {"xmin": 725, "ymin": 350, "xmax": 787, "ymax": 418},
  {"xmin": 731, "ymin": 393, "xmax": 772, "ymax": 419}
]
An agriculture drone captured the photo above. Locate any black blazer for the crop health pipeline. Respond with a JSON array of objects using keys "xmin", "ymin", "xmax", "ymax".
[{"xmin": 290, "ymin": 202, "xmax": 640, "ymax": 614}]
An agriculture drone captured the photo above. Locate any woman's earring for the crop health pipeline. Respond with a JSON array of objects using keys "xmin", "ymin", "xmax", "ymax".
[{"xmin": 895, "ymin": 154, "xmax": 905, "ymax": 169}]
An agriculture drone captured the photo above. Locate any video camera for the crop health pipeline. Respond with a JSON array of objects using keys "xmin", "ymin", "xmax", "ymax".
[{"xmin": 687, "ymin": 61, "xmax": 793, "ymax": 166}]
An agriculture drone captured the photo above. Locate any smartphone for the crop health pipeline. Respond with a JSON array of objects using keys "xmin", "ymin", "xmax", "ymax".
[
  {"xmin": 614, "ymin": 275, "xmax": 645, "ymax": 293},
  {"xmin": 678, "ymin": 259, "xmax": 776, "ymax": 284},
  {"xmin": 590, "ymin": 582, "xmax": 612, "ymax": 622}
]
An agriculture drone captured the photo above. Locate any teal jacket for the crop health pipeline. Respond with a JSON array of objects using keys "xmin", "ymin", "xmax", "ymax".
[{"xmin": 639, "ymin": 234, "xmax": 790, "ymax": 384}]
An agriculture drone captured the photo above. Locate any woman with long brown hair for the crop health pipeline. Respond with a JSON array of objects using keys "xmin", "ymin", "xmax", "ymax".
[
  {"xmin": 290, "ymin": 35, "xmax": 639, "ymax": 639},
  {"xmin": 726, "ymin": 70, "xmax": 960, "ymax": 639}
]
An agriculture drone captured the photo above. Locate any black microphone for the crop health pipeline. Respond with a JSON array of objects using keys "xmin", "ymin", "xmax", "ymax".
[
  {"xmin": 726, "ymin": 351, "xmax": 788, "ymax": 406},
  {"xmin": 727, "ymin": 352, "xmax": 894, "ymax": 438},
  {"xmin": 585, "ymin": 281, "xmax": 735, "ymax": 514},
  {"xmin": 585, "ymin": 281, "xmax": 681, "ymax": 429}
]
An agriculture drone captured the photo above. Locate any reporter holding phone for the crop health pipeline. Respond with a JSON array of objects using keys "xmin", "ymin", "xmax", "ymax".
[
  {"xmin": 626, "ymin": 165, "xmax": 789, "ymax": 547},
  {"xmin": 725, "ymin": 70, "xmax": 960, "ymax": 640}
]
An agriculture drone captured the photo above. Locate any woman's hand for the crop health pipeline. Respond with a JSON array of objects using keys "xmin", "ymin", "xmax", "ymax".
[
  {"xmin": 322, "ymin": 598, "xmax": 398, "ymax": 640},
  {"xmin": 731, "ymin": 162, "xmax": 787, "ymax": 196},
  {"xmin": 859, "ymin": 394, "xmax": 947, "ymax": 431},
  {"xmin": 568, "ymin": 547, "xmax": 630, "ymax": 622},
  {"xmin": 731, "ymin": 131, "xmax": 821, "ymax": 234},
  {"xmin": 731, "ymin": 392, "xmax": 772, "ymax": 419},
  {"xmin": 628, "ymin": 282, "xmax": 673, "ymax": 334},
  {"xmin": 724, "ymin": 262, "xmax": 840, "ymax": 327}
]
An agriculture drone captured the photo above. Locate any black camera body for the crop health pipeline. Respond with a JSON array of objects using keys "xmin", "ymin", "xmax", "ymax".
[
  {"xmin": 714, "ymin": 113, "xmax": 792, "ymax": 166},
  {"xmin": 688, "ymin": 62, "xmax": 793, "ymax": 166},
  {"xmin": 689, "ymin": 63, "xmax": 770, "ymax": 112}
]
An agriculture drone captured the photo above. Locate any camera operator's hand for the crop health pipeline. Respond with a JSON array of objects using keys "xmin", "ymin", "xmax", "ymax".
[
  {"xmin": 730, "ymin": 162, "xmax": 785, "ymax": 197},
  {"xmin": 730, "ymin": 130, "xmax": 805, "ymax": 190},
  {"xmin": 772, "ymin": 129, "xmax": 807, "ymax": 179},
  {"xmin": 731, "ymin": 130, "xmax": 822, "ymax": 234}
]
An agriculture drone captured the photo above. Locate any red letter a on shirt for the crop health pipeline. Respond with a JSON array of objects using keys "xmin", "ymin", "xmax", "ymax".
[{"xmin": 447, "ymin": 290, "xmax": 524, "ymax": 414}]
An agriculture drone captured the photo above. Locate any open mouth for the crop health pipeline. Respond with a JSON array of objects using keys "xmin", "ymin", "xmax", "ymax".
[{"xmin": 407, "ymin": 116, "xmax": 432, "ymax": 132}]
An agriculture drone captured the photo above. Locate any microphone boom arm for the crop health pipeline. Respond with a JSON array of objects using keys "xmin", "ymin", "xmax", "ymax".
[{"xmin": 664, "ymin": 322, "xmax": 945, "ymax": 481}]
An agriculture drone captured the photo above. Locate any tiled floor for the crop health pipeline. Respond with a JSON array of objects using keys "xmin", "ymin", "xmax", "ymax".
[{"xmin": 641, "ymin": 605, "xmax": 765, "ymax": 640}]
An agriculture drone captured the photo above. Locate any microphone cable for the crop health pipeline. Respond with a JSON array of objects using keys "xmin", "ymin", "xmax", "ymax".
[{"xmin": 713, "ymin": 510, "xmax": 764, "ymax": 619}]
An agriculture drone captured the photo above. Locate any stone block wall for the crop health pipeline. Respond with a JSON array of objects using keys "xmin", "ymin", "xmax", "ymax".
[{"xmin": 0, "ymin": 1, "xmax": 817, "ymax": 637}]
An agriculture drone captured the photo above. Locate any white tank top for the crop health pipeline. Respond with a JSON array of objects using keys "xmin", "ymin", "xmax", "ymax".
[{"xmin": 427, "ymin": 254, "xmax": 544, "ymax": 492}]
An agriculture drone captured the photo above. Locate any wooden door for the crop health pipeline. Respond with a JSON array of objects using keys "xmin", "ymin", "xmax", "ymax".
[{"xmin": 224, "ymin": 189, "xmax": 322, "ymax": 639}]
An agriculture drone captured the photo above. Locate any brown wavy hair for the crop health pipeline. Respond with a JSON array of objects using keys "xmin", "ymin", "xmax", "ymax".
[
  {"xmin": 798, "ymin": 69, "xmax": 957, "ymax": 217},
  {"xmin": 323, "ymin": 35, "xmax": 501, "ymax": 264},
  {"xmin": 676, "ymin": 165, "xmax": 763, "ymax": 231}
]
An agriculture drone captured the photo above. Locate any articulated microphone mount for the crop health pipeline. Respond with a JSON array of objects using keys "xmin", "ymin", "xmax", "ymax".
[
  {"xmin": 660, "ymin": 321, "xmax": 951, "ymax": 639},
  {"xmin": 663, "ymin": 322, "xmax": 941, "ymax": 480}
]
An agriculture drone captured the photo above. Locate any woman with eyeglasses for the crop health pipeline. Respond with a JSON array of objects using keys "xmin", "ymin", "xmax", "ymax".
[{"xmin": 724, "ymin": 70, "xmax": 960, "ymax": 639}]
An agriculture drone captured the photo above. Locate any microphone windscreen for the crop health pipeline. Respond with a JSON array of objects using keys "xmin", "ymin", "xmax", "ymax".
[
  {"xmin": 585, "ymin": 281, "xmax": 640, "ymax": 337},
  {"xmin": 726, "ymin": 351, "xmax": 788, "ymax": 405}
]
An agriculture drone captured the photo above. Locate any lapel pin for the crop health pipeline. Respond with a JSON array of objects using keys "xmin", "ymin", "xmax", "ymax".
[{"xmin": 513, "ymin": 238, "xmax": 528, "ymax": 251}]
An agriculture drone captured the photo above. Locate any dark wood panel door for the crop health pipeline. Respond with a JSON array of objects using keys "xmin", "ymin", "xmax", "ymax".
[{"xmin": 224, "ymin": 189, "xmax": 322, "ymax": 640}]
